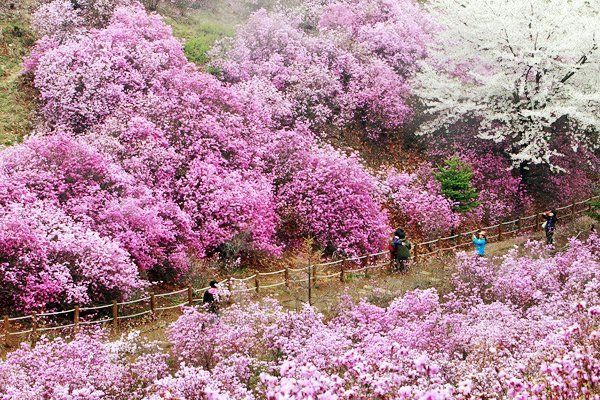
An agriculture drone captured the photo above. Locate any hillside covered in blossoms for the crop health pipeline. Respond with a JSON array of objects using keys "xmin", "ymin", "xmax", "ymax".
[{"xmin": 0, "ymin": 0, "xmax": 598, "ymax": 397}]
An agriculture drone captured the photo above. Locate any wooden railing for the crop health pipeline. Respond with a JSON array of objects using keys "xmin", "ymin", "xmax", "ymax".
[{"xmin": 1, "ymin": 196, "xmax": 597, "ymax": 347}]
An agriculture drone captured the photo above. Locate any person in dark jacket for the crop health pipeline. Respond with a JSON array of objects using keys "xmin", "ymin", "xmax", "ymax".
[
  {"xmin": 542, "ymin": 210, "xmax": 557, "ymax": 245},
  {"xmin": 203, "ymin": 280, "xmax": 219, "ymax": 313},
  {"xmin": 394, "ymin": 231, "xmax": 411, "ymax": 272},
  {"xmin": 388, "ymin": 228, "xmax": 405, "ymax": 263}
]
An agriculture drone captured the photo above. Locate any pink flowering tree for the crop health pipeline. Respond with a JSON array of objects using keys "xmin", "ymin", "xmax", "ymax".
[
  {"xmin": 276, "ymin": 146, "xmax": 390, "ymax": 256},
  {"xmin": 0, "ymin": 202, "xmax": 145, "ymax": 313},
  {"xmin": 211, "ymin": 0, "xmax": 434, "ymax": 138},
  {"xmin": 381, "ymin": 166, "xmax": 460, "ymax": 238}
]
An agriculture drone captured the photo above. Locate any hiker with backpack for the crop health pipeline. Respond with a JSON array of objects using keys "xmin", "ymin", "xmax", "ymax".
[
  {"xmin": 542, "ymin": 210, "xmax": 557, "ymax": 245},
  {"xmin": 392, "ymin": 231, "xmax": 411, "ymax": 272},
  {"xmin": 472, "ymin": 230, "xmax": 487, "ymax": 257},
  {"xmin": 388, "ymin": 228, "xmax": 404, "ymax": 261}
]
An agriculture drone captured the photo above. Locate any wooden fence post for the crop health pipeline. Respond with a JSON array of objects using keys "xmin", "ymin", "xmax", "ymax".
[
  {"xmin": 307, "ymin": 266, "xmax": 312, "ymax": 306},
  {"xmin": 517, "ymin": 217, "xmax": 522, "ymax": 234},
  {"xmin": 187, "ymin": 284, "xmax": 194, "ymax": 306},
  {"xmin": 362, "ymin": 256, "xmax": 370, "ymax": 279},
  {"xmin": 254, "ymin": 275, "xmax": 260, "ymax": 293},
  {"xmin": 73, "ymin": 305, "xmax": 80, "ymax": 333},
  {"xmin": 498, "ymin": 223, "xmax": 503, "ymax": 241},
  {"xmin": 534, "ymin": 213, "xmax": 540, "ymax": 232},
  {"xmin": 413, "ymin": 243, "xmax": 419, "ymax": 264},
  {"xmin": 3, "ymin": 315, "xmax": 9, "ymax": 346},
  {"xmin": 340, "ymin": 261, "xmax": 346, "ymax": 282},
  {"xmin": 571, "ymin": 201, "xmax": 576, "ymax": 217},
  {"xmin": 30, "ymin": 312, "xmax": 37, "ymax": 346},
  {"xmin": 227, "ymin": 280, "xmax": 234, "ymax": 303},
  {"xmin": 284, "ymin": 268, "xmax": 290, "ymax": 289},
  {"xmin": 150, "ymin": 294, "xmax": 156, "ymax": 316},
  {"xmin": 112, "ymin": 301, "xmax": 119, "ymax": 332}
]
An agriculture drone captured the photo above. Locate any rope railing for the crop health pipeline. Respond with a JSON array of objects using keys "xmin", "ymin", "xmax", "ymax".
[{"xmin": 1, "ymin": 195, "xmax": 597, "ymax": 346}]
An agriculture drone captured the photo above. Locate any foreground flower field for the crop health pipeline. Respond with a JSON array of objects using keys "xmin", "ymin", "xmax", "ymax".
[{"xmin": 1, "ymin": 234, "xmax": 598, "ymax": 399}]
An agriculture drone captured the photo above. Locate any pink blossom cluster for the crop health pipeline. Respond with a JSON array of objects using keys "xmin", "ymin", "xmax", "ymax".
[
  {"xmin": 1, "ymin": 235, "xmax": 597, "ymax": 398},
  {"xmin": 1, "ymin": 1, "xmax": 391, "ymax": 311},
  {"xmin": 0, "ymin": 331, "xmax": 169, "ymax": 399},
  {"xmin": 210, "ymin": 0, "xmax": 434, "ymax": 137},
  {"xmin": 458, "ymin": 152, "xmax": 532, "ymax": 225},
  {"xmin": 381, "ymin": 167, "xmax": 461, "ymax": 238}
]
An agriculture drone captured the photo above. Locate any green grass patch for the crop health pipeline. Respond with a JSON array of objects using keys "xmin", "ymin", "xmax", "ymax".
[
  {"xmin": 0, "ymin": 17, "xmax": 36, "ymax": 146},
  {"xmin": 163, "ymin": 9, "xmax": 236, "ymax": 66}
]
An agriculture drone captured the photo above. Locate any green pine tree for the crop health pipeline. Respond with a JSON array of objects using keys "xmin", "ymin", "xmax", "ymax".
[{"xmin": 435, "ymin": 157, "xmax": 480, "ymax": 213}]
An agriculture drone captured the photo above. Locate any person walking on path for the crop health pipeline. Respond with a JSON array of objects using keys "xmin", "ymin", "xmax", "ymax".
[
  {"xmin": 542, "ymin": 210, "xmax": 557, "ymax": 245},
  {"xmin": 203, "ymin": 280, "xmax": 219, "ymax": 314},
  {"xmin": 394, "ymin": 231, "xmax": 412, "ymax": 272},
  {"xmin": 472, "ymin": 230, "xmax": 487, "ymax": 257}
]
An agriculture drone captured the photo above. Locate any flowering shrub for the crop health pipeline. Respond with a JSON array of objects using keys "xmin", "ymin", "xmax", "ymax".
[
  {"xmin": 459, "ymin": 152, "xmax": 532, "ymax": 224},
  {"xmin": 29, "ymin": 3, "xmax": 188, "ymax": 132},
  {"xmin": 0, "ymin": 134, "xmax": 195, "ymax": 286},
  {"xmin": 276, "ymin": 146, "xmax": 389, "ymax": 256},
  {"xmin": 0, "ymin": 331, "xmax": 168, "ymax": 399},
  {"xmin": 6, "ymin": 0, "xmax": 396, "ymax": 312},
  {"xmin": 382, "ymin": 167, "xmax": 460, "ymax": 238},
  {"xmin": 1, "ymin": 235, "xmax": 598, "ymax": 398},
  {"xmin": 178, "ymin": 158, "xmax": 280, "ymax": 256},
  {"xmin": 0, "ymin": 202, "xmax": 145, "ymax": 312},
  {"xmin": 211, "ymin": 0, "xmax": 434, "ymax": 137}
]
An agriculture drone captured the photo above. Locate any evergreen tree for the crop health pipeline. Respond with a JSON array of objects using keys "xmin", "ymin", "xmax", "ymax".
[{"xmin": 435, "ymin": 157, "xmax": 480, "ymax": 213}]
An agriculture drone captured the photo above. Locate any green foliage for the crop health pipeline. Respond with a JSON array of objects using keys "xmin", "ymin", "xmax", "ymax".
[
  {"xmin": 164, "ymin": 10, "xmax": 235, "ymax": 66},
  {"xmin": 434, "ymin": 157, "xmax": 480, "ymax": 212},
  {"xmin": 0, "ymin": 18, "xmax": 36, "ymax": 146}
]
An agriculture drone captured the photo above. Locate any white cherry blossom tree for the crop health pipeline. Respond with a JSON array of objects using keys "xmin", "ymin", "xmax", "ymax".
[{"xmin": 414, "ymin": 0, "xmax": 599, "ymax": 170}]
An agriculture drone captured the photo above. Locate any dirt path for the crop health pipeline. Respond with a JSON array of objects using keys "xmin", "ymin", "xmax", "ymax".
[{"xmin": 2, "ymin": 216, "xmax": 593, "ymax": 357}]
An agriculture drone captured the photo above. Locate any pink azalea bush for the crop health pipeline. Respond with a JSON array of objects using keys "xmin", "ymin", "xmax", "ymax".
[
  {"xmin": 0, "ymin": 201, "xmax": 145, "ymax": 312},
  {"xmin": 211, "ymin": 0, "xmax": 434, "ymax": 137},
  {"xmin": 168, "ymin": 234, "xmax": 600, "ymax": 398},
  {"xmin": 276, "ymin": 146, "xmax": 389, "ymax": 256},
  {"xmin": 459, "ymin": 152, "xmax": 532, "ymax": 225},
  {"xmin": 28, "ymin": 3, "xmax": 187, "ymax": 132},
  {"xmin": 0, "ymin": 234, "xmax": 598, "ymax": 398},
  {"xmin": 1, "ymin": 0, "xmax": 396, "ymax": 312},
  {"xmin": 382, "ymin": 167, "xmax": 460, "ymax": 238},
  {"xmin": 0, "ymin": 134, "xmax": 195, "ymax": 284},
  {"xmin": 0, "ymin": 331, "xmax": 168, "ymax": 399}
]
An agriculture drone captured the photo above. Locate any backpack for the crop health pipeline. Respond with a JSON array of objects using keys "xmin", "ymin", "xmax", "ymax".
[
  {"xmin": 389, "ymin": 237, "xmax": 399, "ymax": 256},
  {"xmin": 396, "ymin": 240, "xmax": 411, "ymax": 260}
]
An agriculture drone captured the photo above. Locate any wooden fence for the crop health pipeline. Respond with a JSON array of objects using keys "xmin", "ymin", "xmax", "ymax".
[{"xmin": 2, "ymin": 196, "xmax": 597, "ymax": 347}]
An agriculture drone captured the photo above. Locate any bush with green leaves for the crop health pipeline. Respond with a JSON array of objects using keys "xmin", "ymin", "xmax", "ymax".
[{"xmin": 435, "ymin": 157, "xmax": 480, "ymax": 213}]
